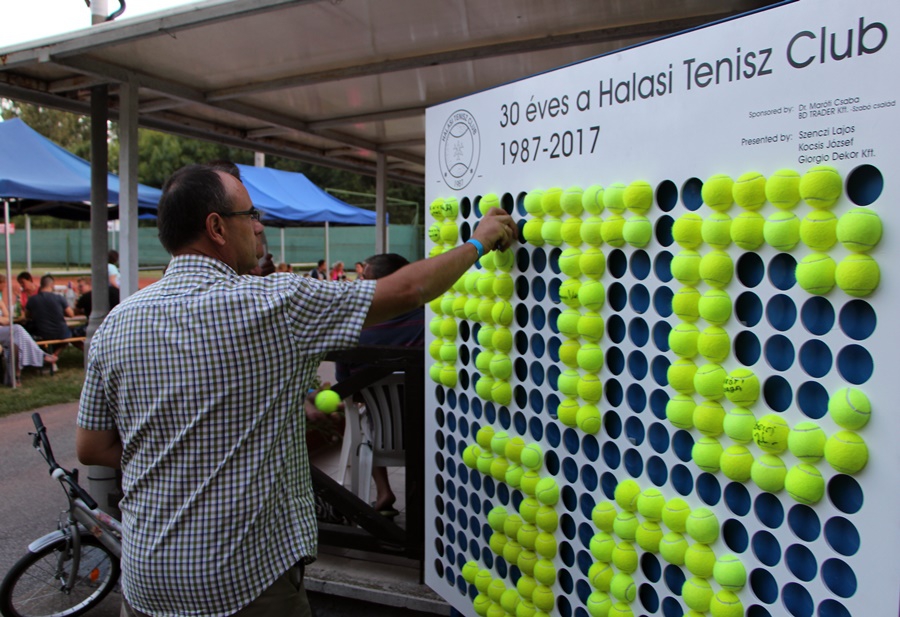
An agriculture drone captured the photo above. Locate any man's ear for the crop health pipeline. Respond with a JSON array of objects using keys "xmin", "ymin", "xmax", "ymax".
[{"xmin": 206, "ymin": 212, "xmax": 227, "ymax": 246}]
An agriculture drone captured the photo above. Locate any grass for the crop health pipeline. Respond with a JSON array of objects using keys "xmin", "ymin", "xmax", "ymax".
[{"xmin": 0, "ymin": 346, "xmax": 85, "ymax": 418}]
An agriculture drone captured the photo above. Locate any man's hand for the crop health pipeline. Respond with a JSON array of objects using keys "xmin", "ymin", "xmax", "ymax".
[
  {"xmin": 471, "ymin": 207, "xmax": 518, "ymax": 254},
  {"xmin": 303, "ymin": 387, "xmax": 345, "ymax": 424},
  {"xmin": 248, "ymin": 253, "xmax": 276, "ymax": 277}
]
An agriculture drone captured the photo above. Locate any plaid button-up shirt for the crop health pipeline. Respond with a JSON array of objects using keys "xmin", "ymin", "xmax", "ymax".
[{"xmin": 78, "ymin": 255, "xmax": 376, "ymax": 616}]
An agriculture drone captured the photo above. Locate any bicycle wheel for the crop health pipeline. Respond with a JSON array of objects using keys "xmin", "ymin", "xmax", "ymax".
[{"xmin": 0, "ymin": 534, "xmax": 120, "ymax": 617}]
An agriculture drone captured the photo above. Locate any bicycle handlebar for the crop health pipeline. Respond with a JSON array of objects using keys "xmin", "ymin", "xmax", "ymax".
[{"xmin": 31, "ymin": 413, "xmax": 100, "ymax": 511}]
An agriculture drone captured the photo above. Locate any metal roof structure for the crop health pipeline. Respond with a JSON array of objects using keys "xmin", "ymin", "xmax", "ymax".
[{"xmin": 0, "ymin": 0, "xmax": 782, "ymax": 187}]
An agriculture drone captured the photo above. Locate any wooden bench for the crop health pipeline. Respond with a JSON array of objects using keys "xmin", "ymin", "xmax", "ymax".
[{"xmin": 36, "ymin": 337, "xmax": 86, "ymax": 349}]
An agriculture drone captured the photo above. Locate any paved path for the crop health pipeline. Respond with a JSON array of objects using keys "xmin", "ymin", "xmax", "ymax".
[{"xmin": 0, "ymin": 403, "xmax": 120, "ymax": 615}]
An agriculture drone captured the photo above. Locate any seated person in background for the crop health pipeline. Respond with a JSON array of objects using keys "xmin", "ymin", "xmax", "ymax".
[
  {"xmin": 74, "ymin": 277, "xmax": 121, "ymax": 317},
  {"xmin": 308, "ymin": 259, "xmax": 327, "ymax": 279},
  {"xmin": 17, "ymin": 271, "xmax": 37, "ymax": 310},
  {"xmin": 0, "ymin": 275, "xmax": 58, "ymax": 385},
  {"xmin": 25, "ymin": 275, "xmax": 76, "ymax": 348},
  {"xmin": 276, "ymin": 262, "xmax": 292, "ymax": 273},
  {"xmin": 330, "ymin": 261, "xmax": 346, "ymax": 281},
  {"xmin": 354, "ymin": 261, "xmax": 365, "ymax": 279},
  {"xmin": 335, "ymin": 253, "xmax": 425, "ymax": 515},
  {"xmin": 108, "ymin": 250, "xmax": 121, "ymax": 288}
]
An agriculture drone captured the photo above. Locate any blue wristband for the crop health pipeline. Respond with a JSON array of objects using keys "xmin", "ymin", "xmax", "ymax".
[{"xmin": 465, "ymin": 238, "xmax": 485, "ymax": 259}]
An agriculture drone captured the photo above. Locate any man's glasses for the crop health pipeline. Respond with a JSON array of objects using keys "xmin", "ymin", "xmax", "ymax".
[{"xmin": 222, "ymin": 207, "xmax": 261, "ymax": 221}]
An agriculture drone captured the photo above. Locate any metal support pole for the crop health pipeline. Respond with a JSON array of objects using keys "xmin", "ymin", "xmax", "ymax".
[
  {"xmin": 325, "ymin": 221, "xmax": 330, "ymax": 275},
  {"xmin": 25, "ymin": 215, "xmax": 31, "ymax": 271},
  {"xmin": 119, "ymin": 79, "xmax": 139, "ymax": 299},
  {"xmin": 375, "ymin": 153, "xmax": 387, "ymax": 254},
  {"xmin": 4, "ymin": 200, "xmax": 17, "ymax": 389}
]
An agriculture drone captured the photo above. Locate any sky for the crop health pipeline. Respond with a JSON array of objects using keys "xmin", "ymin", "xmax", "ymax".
[{"xmin": 1, "ymin": 0, "xmax": 198, "ymax": 48}]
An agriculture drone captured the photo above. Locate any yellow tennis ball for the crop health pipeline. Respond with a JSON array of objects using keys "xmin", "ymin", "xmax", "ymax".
[
  {"xmin": 666, "ymin": 394, "xmax": 696, "ymax": 429},
  {"xmin": 559, "ymin": 278, "xmax": 582, "ymax": 308},
  {"xmin": 723, "ymin": 407, "xmax": 757, "ymax": 443},
  {"xmin": 698, "ymin": 289, "xmax": 732, "ymax": 325},
  {"xmin": 697, "ymin": 326, "xmax": 730, "ymax": 363},
  {"xmin": 580, "ymin": 216, "xmax": 604, "ymax": 247},
  {"xmin": 824, "ymin": 430, "xmax": 869, "ymax": 474},
  {"xmin": 800, "ymin": 165, "xmax": 842, "ymax": 208},
  {"xmin": 475, "ymin": 350, "xmax": 494, "ymax": 374},
  {"xmin": 493, "ymin": 272, "xmax": 515, "ymax": 299},
  {"xmin": 494, "ymin": 248, "xmax": 515, "ymax": 271},
  {"xmin": 765, "ymin": 168, "xmax": 801, "ymax": 209},
  {"xmin": 603, "ymin": 182, "xmax": 626, "ymax": 213},
  {"xmin": 561, "ymin": 217, "xmax": 584, "ymax": 246},
  {"xmin": 578, "ymin": 280, "xmax": 606, "ymax": 311},
  {"xmin": 753, "ymin": 413, "xmax": 790, "ymax": 453},
  {"xmin": 764, "ymin": 211, "xmax": 801, "ymax": 251},
  {"xmin": 429, "ymin": 198, "xmax": 446, "ymax": 220},
  {"xmin": 635, "ymin": 487, "xmax": 665, "ymax": 521},
  {"xmin": 724, "ymin": 367, "xmax": 759, "ymax": 406},
  {"xmin": 579, "ymin": 248, "xmax": 606, "ymax": 279},
  {"xmin": 702, "ymin": 212, "xmax": 733, "ymax": 249},
  {"xmin": 506, "ymin": 463, "xmax": 524, "ymax": 488},
  {"xmin": 601, "ymin": 214, "xmax": 626, "ymax": 247},
  {"xmin": 694, "ymin": 363, "xmax": 727, "ymax": 400},
  {"xmin": 474, "ymin": 568, "xmax": 493, "ymax": 594},
  {"xmin": 532, "ymin": 558, "xmax": 556, "ymax": 586},
  {"xmin": 592, "ymin": 500, "xmax": 618, "ymax": 532},
  {"xmin": 428, "ymin": 362, "xmax": 442, "ymax": 383},
  {"xmin": 702, "ymin": 174, "xmax": 734, "ymax": 211},
  {"xmin": 577, "ymin": 311, "xmax": 605, "ymax": 342},
  {"xmin": 532, "ymin": 585, "xmax": 555, "ymax": 612},
  {"xmin": 476, "ymin": 425, "xmax": 496, "ymax": 449},
  {"xmin": 493, "ymin": 327, "xmax": 513, "ymax": 353},
  {"xmin": 535, "ymin": 477, "xmax": 560, "ymax": 505},
  {"xmin": 699, "ymin": 250, "xmax": 734, "ymax": 288},
  {"xmin": 535, "ymin": 506, "xmax": 558, "ymax": 533},
  {"xmin": 490, "ymin": 431, "xmax": 510, "ymax": 456},
  {"xmin": 491, "ymin": 379, "xmax": 511, "ymax": 405},
  {"xmin": 427, "ymin": 222, "xmax": 442, "ymax": 243},
  {"xmin": 522, "ymin": 218, "xmax": 545, "ymax": 246},
  {"xmin": 477, "ymin": 298, "xmax": 495, "ymax": 324},
  {"xmin": 796, "ymin": 253, "xmax": 836, "ymax": 295},
  {"xmin": 559, "ymin": 339, "xmax": 580, "ymax": 368},
  {"xmin": 686, "ymin": 507, "xmax": 719, "ymax": 544},
  {"xmin": 713, "ymin": 554, "xmax": 747, "ymax": 591},
  {"xmin": 558, "ymin": 248, "xmax": 583, "ymax": 279},
  {"xmin": 671, "ymin": 250, "xmax": 702, "ymax": 286},
  {"xmin": 667, "ymin": 358, "xmax": 698, "ymax": 395},
  {"xmin": 541, "ymin": 217, "xmax": 563, "ymax": 246},
  {"xmin": 622, "ymin": 215, "xmax": 652, "ymax": 247},
  {"xmin": 751, "ymin": 454, "xmax": 787, "ymax": 492},
  {"xmin": 428, "ymin": 338, "xmax": 443, "ymax": 361},
  {"xmin": 452, "ymin": 295, "xmax": 468, "ymax": 319},
  {"xmin": 828, "ymin": 387, "xmax": 871, "ymax": 429},
  {"xmin": 505, "ymin": 436, "xmax": 526, "ymax": 464},
  {"xmin": 534, "ymin": 531, "xmax": 558, "ymax": 559},
  {"xmin": 517, "ymin": 550, "xmax": 538, "ymax": 578},
  {"xmin": 624, "ymin": 180, "xmax": 653, "ymax": 214},
  {"xmin": 577, "ymin": 343, "xmax": 604, "ymax": 372},
  {"xmin": 439, "ymin": 341, "xmax": 458, "ymax": 363},
  {"xmin": 693, "ymin": 400, "xmax": 725, "ymax": 436},
  {"xmin": 611, "ymin": 542, "xmax": 638, "ymax": 573},
  {"xmin": 480, "ymin": 251, "xmax": 496, "ymax": 271},
  {"xmin": 612, "ymin": 510, "xmax": 639, "ymax": 541},
  {"xmin": 440, "ymin": 220, "xmax": 459, "ymax": 244},
  {"xmin": 561, "ymin": 185, "xmax": 585, "ymax": 215},
  {"xmin": 487, "ymin": 578, "xmax": 507, "ymax": 603},
  {"xmin": 659, "ymin": 532, "xmax": 689, "ymax": 564},
  {"xmin": 476, "ymin": 193, "xmax": 498, "ymax": 217},
  {"xmin": 541, "ymin": 187, "xmax": 564, "ymax": 217},
  {"xmin": 557, "ymin": 370, "xmax": 580, "ymax": 398},
  {"xmin": 462, "ymin": 444, "xmax": 481, "ymax": 469},
  {"xmin": 684, "ymin": 542, "xmax": 716, "ymax": 578},
  {"xmin": 521, "ymin": 470, "xmax": 541, "ymax": 496},
  {"xmin": 576, "ymin": 404, "xmax": 602, "ymax": 434},
  {"xmin": 787, "ymin": 421, "xmax": 826, "ymax": 463},
  {"xmin": 502, "ymin": 586, "xmax": 522, "ymax": 613},
  {"xmin": 732, "ymin": 171, "xmax": 767, "ymax": 210},
  {"xmin": 672, "ymin": 286, "xmax": 701, "ymax": 322},
  {"xmin": 836, "ymin": 208, "xmax": 883, "ymax": 252},
  {"xmin": 835, "ymin": 253, "xmax": 880, "ymax": 297},
  {"xmin": 669, "ymin": 323, "xmax": 699, "ymax": 359},
  {"xmin": 476, "ymin": 270, "xmax": 496, "ymax": 297},
  {"xmin": 610, "ymin": 572, "xmax": 637, "ymax": 603},
  {"xmin": 439, "ymin": 363, "xmax": 458, "ymax": 387},
  {"xmin": 614, "ymin": 479, "xmax": 641, "ymax": 511},
  {"xmin": 582, "ymin": 184, "xmax": 605, "ymax": 215},
  {"xmin": 730, "ymin": 211, "xmax": 765, "ymax": 250},
  {"xmin": 490, "ymin": 456, "xmax": 510, "ymax": 482},
  {"xmin": 661, "ymin": 497, "xmax": 691, "ymax": 532},
  {"xmin": 520, "ymin": 443, "xmax": 543, "ymax": 470},
  {"xmin": 682, "ymin": 577, "xmax": 714, "ymax": 612},
  {"xmin": 586, "ymin": 592, "xmax": 612, "ymax": 617},
  {"xmin": 556, "ymin": 308, "xmax": 581, "ymax": 339},
  {"xmin": 800, "ymin": 210, "xmax": 838, "ymax": 251},
  {"xmin": 785, "ymin": 463, "xmax": 825, "ymax": 504},
  {"xmin": 635, "ymin": 521, "xmax": 664, "ymax": 553},
  {"xmin": 589, "ymin": 532, "xmax": 616, "ymax": 563},
  {"xmin": 501, "ymin": 513, "xmax": 522, "ymax": 537},
  {"xmin": 720, "ymin": 445, "xmax": 754, "ymax": 481},
  {"xmin": 523, "ymin": 189, "xmax": 544, "ymax": 215},
  {"xmin": 491, "ymin": 300, "xmax": 514, "ymax": 327},
  {"xmin": 588, "ymin": 562, "xmax": 614, "ymax": 591},
  {"xmin": 692, "ymin": 436, "xmax": 724, "ymax": 473},
  {"xmin": 710, "ymin": 589, "xmax": 743, "ymax": 617},
  {"xmin": 673, "ymin": 212, "xmax": 704, "ymax": 249},
  {"xmin": 608, "ymin": 601, "xmax": 635, "ymax": 617}
]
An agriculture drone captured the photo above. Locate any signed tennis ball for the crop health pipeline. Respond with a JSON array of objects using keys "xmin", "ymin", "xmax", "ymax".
[
  {"xmin": 672, "ymin": 286, "xmax": 701, "ymax": 322},
  {"xmin": 671, "ymin": 250, "xmax": 702, "ymax": 286},
  {"xmin": 601, "ymin": 215, "xmax": 626, "ymax": 247},
  {"xmin": 583, "ymin": 184, "xmax": 605, "ymax": 215},
  {"xmin": 753, "ymin": 414, "xmax": 790, "ymax": 453},
  {"xmin": 835, "ymin": 253, "xmax": 880, "ymax": 297},
  {"xmin": 666, "ymin": 394, "xmax": 696, "ymax": 430},
  {"xmin": 314, "ymin": 390, "xmax": 341, "ymax": 413},
  {"xmin": 796, "ymin": 252, "xmax": 836, "ymax": 295},
  {"xmin": 673, "ymin": 212, "xmax": 703, "ymax": 249},
  {"xmin": 702, "ymin": 212, "xmax": 733, "ymax": 249},
  {"xmin": 622, "ymin": 215, "xmax": 652, "ymax": 247},
  {"xmin": 724, "ymin": 368, "xmax": 759, "ymax": 406},
  {"xmin": 800, "ymin": 210, "xmax": 838, "ymax": 251},
  {"xmin": 785, "ymin": 463, "xmax": 825, "ymax": 504},
  {"xmin": 720, "ymin": 445, "xmax": 753, "ymax": 482},
  {"xmin": 685, "ymin": 507, "xmax": 719, "ymax": 544},
  {"xmin": 693, "ymin": 399, "xmax": 725, "ymax": 437},
  {"xmin": 723, "ymin": 406, "xmax": 756, "ymax": 443},
  {"xmin": 429, "ymin": 198, "xmax": 446, "ymax": 220},
  {"xmin": 836, "ymin": 208, "xmax": 883, "ymax": 252},
  {"xmin": 824, "ymin": 430, "xmax": 869, "ymax": 474},
  {"xmin": 697, "ymin": 326, "xmax": 731, "ymax": 364},
  {"xmin": 730, "ymin": 210, "xmax": 765, "ymax": 250},
  {"xmin": 828, "ymin": 387, "xmax": 871, "ymax": 429},
  {"xmin": 732, "ymin": 171, "xmax": 767, "ymax": 211},
  {"xmin": 787, "ymin": 421, "xmax": 826, "ymax": 463},
  {"xmin": 699, "ymin": 250, "xmax": 734, "ymax": 288},
  {"xmin": 702, "ymin": 174, "xmax": 735, "ymax": 211},
  {"xmin": 751, "ymin": 454, "xmax": 787, "ymax": 492},
  {"xmin": 661, "ymin": 497, "xmax": 691, "ymax": 533},
  {"xmin": 614, "ymin": 479, "xmax": 641, "ymax": 512},
  {"xmin": 800, "ymin": 165, "xmax": 842, "ymax": 208},
  {"xmin": 765, "ymin": 168, "xmax": 801, "ymax": 209},
  {"xmin": 764, "ymin": 211, "xmax": 801, "ymax": 251}
]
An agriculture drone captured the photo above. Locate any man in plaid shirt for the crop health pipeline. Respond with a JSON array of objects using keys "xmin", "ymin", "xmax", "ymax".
[{"xmin": 75, "ymin": 164, "xmax": 516, "ymax": 617}]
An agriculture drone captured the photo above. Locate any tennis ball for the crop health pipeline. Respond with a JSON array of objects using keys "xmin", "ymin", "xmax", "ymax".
[
  {"xmin": 603, "ymin": 182, "xmax": 626, "ymax": 213},
  {"xmin": 580, "ymin": 216, "xmax": 604, "ymax": 247},
  {"xmin": 636, "ymin": 487, "xmax": 665, "ymax": 521},
  {"xmin": 427, "ymin": 223, "xmax": 442, "ymax": 243},
  {"xmin": 577, "ymin": 343, "xmax": 605, "ymax": 373},
  {"xmin": 586, "ymin": 592, "xmax": 612, "ymax": 617},
  {"xmin": 559, "ymin": 216, "xmax": 582, "ymax": 246},
  {"xmin": 614, "ymin": 479, "xmax": 641, "ymax": 512},
  {"xmin": 490, "ymin": 353, "xmax": 512, "ymax": 380},
  {"xmin": 685, "ymin": 507, "xmax": 719, "ymax": 544},
  {"xmin": 452, "ymin": 295, "xmax": 468, "ymax": 319},
  {"xmin": 730, "ymin": 210, "xmax": 765, "ymax": 250},
  {"xmin": 428, "ymin": 362, "xmax": 442, "ymax": 383},
  {"xmin": 531, "ymin": 585, "xmax": 555, "ymax": 612},
  {"xmin": 673, "ymin": 213, "xmax": 704, "ymax": 249},
  {"xmin": 517, "ymin": 550, "xmax": 538, "ymax": 576},
  {"xmin": 788, "ymin": 421, "xmax": 826, "ymax": 463},
  {"xmin": 480, "ymin": 251, "xmax": 496, "ymax": 271},
  {"xmin": 491, "ymin": 300, "xmax": 514, "ymax": 327},
  {"xmin": 753, "ymin": 414, "xmax": 790, "ymax": 453},
  {"xmin": 474, "ymin": 569, "xmax": 493, "ymax": 593},
  {"xmin": 477, "ymin": 193, "xmax": 498, "ymax": 217},
  {"xmin": 668, "ymin": 323, "xmax": 699, "ymax": 359},
  {"xmin": 488, "ymin": 578, "xmax": 508, "ymax": 604},
  {"xmin": 837, "ymin": 208, "xmax": 883, "ymax": 252},
  {"xmin": 800, "ymin": 165, "xmax": 842, "ymax": 208},
  {"xmin": 702, "ymin": 174, "xmax": 734, "ymax": 211},
  {"xmin": 559, "ymin": 339, "xmax": 580, "ymax": 368},
  {"xmin": 477, "ymin": 270, "xmax": 497, "ymax": 297},
  {"xmin": 694, "ymin": 363, "xmax": 726, "ymax": 400},
  {"xmin": 493, "ymin": 273, "xmax": 515, "ymax": 299},
  {"xmin": 697, "ymin": 326, "xmax": 731, "ymax": 363},
  {"xmin": 477, "ymin": 298, "xmax": 496, "ymax": 324},
  {"xmin": 491, "ymin": 380, "xmax": 512, "ymax": 405},
  {"xmin": 623, "ymin": 215, "xmax": 652, "ymax": 247},
  {"xmin": 535, "ymin": 477, "xmax": 560, "ymax": 506},
  {"xmin": 427, "ymin": 245, "xmax": 444, "ymax": 258},
  {"xmin": 723, "ymin": 368, "xmax": 759, "ymax": 406},
  {"xmin": 477, "ymin": 323, "xmax": 497, "ymax": 348},
  {"xmin": 462, "ymin": 444, "xmax": 481, "ymax": 469},
  {"xmin": 672, "ymin": 286, "xmax": 701, "ymax": 322},
  {"xmin": 440, "ymin": 221, "xmax": 459, "ymax": 245},
  {"xmin": 835, "ymin": 253, "xmax": 880, "ymax": 297},
  {"xmin": 824, "ymin": 430, "xmax": 869, "ymax": 474},
  {"xmin": 559, "ymin": 240, "xmax": 583, "ymax": 273},
  {"xmin": 588, "ymin": 563, "xmax": 614, "ymax": 591},
  {"xmin": 475, "ymin": 376, "xmax": 494, "ymax": 401},
  {"xmin": 522, "ymin": 219, "xmax": 545, "ymax": 246},
  {"xmin": 600, "ymin": 215, "xmax": 626, "ymax": 247},
  {"xmin": 693, "ymin": 400, "xmax": 725, "ymax": 437},
  {"xmin": 578, "ymin": 311, "xmax": 605, "ymax": 343},
  {"xmin": 610, "ymin": 572, "xmax": 637, "ymax": 603},
  {"xmin": 440, "ymin": 316, "xmax": 458, "ymax": 339},
  {"xmin": 518, "ymin": 496, "xmax": 539, "ymax": 522},
  {"xmin": 583, "ymin": 184, "xmax": 605, "ymax": 215},
  {"xmin": 699, "ymin": 250, "xmax": 733, "ymax": 288},
  {"xmin": 541, "ymin": 217, "xmax": 563, "ymax": 246},
  {"xmin": 464, "ymin": 298, "xmax": 482, "ymax": 322},
  {"xmin": 532, "ymin": 559, "xmax": 556, "ymax": 586},
  {"xmin": 493, "ymin": 327, "xmax": 513, "ymax": 353},
  {"xmin": 612, "ymin": 510, "xmax": 639, "ymax": 541},
  {"xmin": 489, "ymin": 531, "xmax": 508, "ymax": 556},
  {"xmin": 671, "ymin": 250, "xmax": 702, "ymax": 286},
  {"xmin": 557, "ymin": 370, "xmax": 580, "ymax": 399},
  {"xmin": 524, "ymin": 189, "xmax": 544, "ymax": 215},
  {"xmin": 506, "ymin": 463, "xmax": 524, "ymax": 488},
  {"xmin": 314, "ymin": 390, "xmax": 341, "ymax": 413},
  {"xmin": 494, "ymin": 249, "xmax": 515, "ymax": 271},
  {"xmin": 520, "ymin": 443, "xmax": 543, "ymax": 470},
  {"xmin": 429, "ymin": 198, "xmax": 446, "ymax": 220},
  {"xmin": 720, "ymin": 445, "xmax": 753, "ymax": 481},
  {"xmin": 475, "ymin": 349, "xmax": 494, "ymax": 373},
  {"xmin": 692, "ymin": 436, "xmax": 724, "ymax": 473},
  {"xmin": 502, "ymin": 538, "xmax": 522, "ymax": 565},
  {"xmin": 698, "ymin": 289, "xmax": 732, "ymax": 325},
  {"xmin": 611, "ymin": 542, "xmax": 638, "ymax": 573},
  {"xmin": 732, "ymin": 171, "xmax": 767, "ymax": 210},
  {"xmin": 535, "ymin": 506, "xmax": 558, "ymax": 533},
  {"xmin": 557, "ymin": 309, "xmax": 580, "ymax": 339},
  {"xmin": 796, "ymin": 253, "xmax": 836, "ymax": 295},
  {"xmin": 473, "ymin": 594, "xmax": 491, "ymax": 616},
  {"xmin": 659, "ymin": 532, "xmax": 688, "ymax": 564},
  {"xmin": 723, "ymin": 407, "xmax": 757, "ymax": 443},
  {"xmin": 578, "ymin": 375, "xmax": 603, "ymax": 404},
  {"xmin": 713, "ymin": 554, "xmax": 746, "ymax": 591},
  {"xmin": 561, "ymin": 185, "xmax": 585, "ymax": 215},
  {"xmin": 444, "ymin": 197, "xmax": 460, "ymax": 219},
  {"xmin": 684, "ymin": 543, "xmax": 716, "ymax": 578},
  {"xmin": 579, "ymin": 248, "xmax": 606, "ymax": 280},
  {"xmin": 590, "ymin": 532, "xmax": 616, "ymax": 562},
  {"xmin": 534, "ymin": 531, "xmax": 557, "ymax": 558},
  {"xmin": 440, "ymin": 294, "xmax": 458, "ymax": 317},
  {"xmin": 682, "ymin": 577, "xmax": 714, "ymax": 612},
  {"xmin": 592, "ymin": 501, "xmax": 618, "ymax": 532},
  {"xmin": 764, "ymin": 211, "xmax": 801, "ymax": 251},
  {"xmin": 666, "ymin": 394, "xmax": 696, "ymax": 430},
  {"xmin": 785, "ymin": 463, "xmax": 825, "ymax": 504},
  {"xmin": 765, "ymin": 168, "xmax": 801, "ymax": 209},
  {"xmin": 667, "ymin": 358, "xmax": 698, "ymax": 395},
  {"xmin": 501, "ymin": 587, "xmax": 521, "ymax": 613},
  {"xmin": 476, "ymin": 450, "xmax": 495, "ymax": 475},
  {"xmin": 608, "ymin": 601, "xmax": 635, "ymax": 617},
  {"xmin": 702, "ymin": 212, "xmax": 733, "ymax": 249},
  {"xmin": 710, "ymin": 590, "xmax": 743, "ymax": 617},
  {"xmin": 635, "ymin": 521, "xmax": 664, "ymax": 553},
  {"xmin": 577, "ymin": 404, "xmax": 603, "ymax": 434},
  {"xmin": 751, "ymin": 454, "xmax": 787, "ymax": 492},
  {"xmin": 490, "ymin": 431, "xmax": 510, "ymax": 456},
  {"xmin": 624, "ymin": 180, "xmax": 653, "ymax": 214},
  {"xmin": 578, "ymin": 280, "xmax": 606, "ymax": 311},
  {"xmin": 800, "ymin": 210, "xmax": 838, "ymax": 251},
  {"xmin": 503, "ymin": 513, "xmax": 524, "ymax": 539},
  {"xmin": 662, "ymin": 498, "xmax": 691, "ymax": 532},
  {"xmin": 541, "ymin": 187, "xmax": 564, "ymax": 217},
  {"xmin": 828, "ymin": 387, "xmax": 871, "ymax": 429}
]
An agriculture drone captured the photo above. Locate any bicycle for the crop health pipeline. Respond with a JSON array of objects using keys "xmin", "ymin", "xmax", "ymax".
[{"xmin": 0, "ymin": 413, "xmax": 122, "ymax": 617}]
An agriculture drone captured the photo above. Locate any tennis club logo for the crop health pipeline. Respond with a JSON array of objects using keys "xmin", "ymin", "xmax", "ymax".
[{"xmin": 439, "ymin": 109, "xmax": 480, "ymax": 190}]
